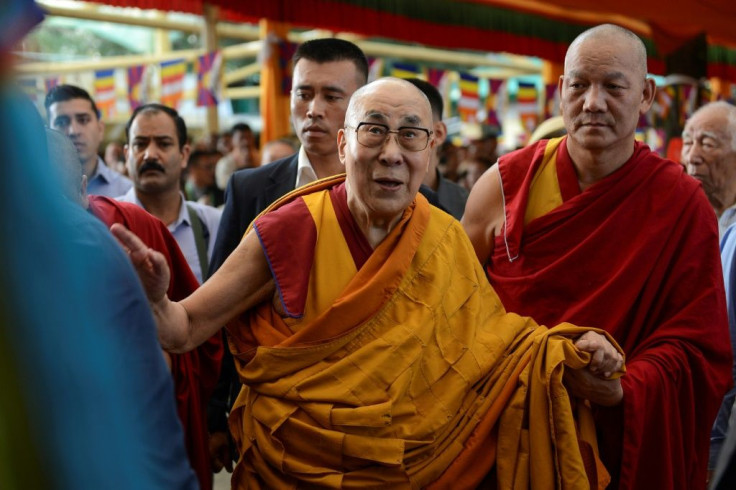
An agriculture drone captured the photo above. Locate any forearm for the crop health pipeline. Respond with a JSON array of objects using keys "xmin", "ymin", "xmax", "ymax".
[{"xmin": 150, "ymin": 296, "xmax": 198, "ymax": 353}]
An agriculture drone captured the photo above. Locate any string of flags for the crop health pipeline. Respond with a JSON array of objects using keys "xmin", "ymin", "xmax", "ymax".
[{"xmin": 18, "ymin": 54, "xmax": 730, "ymax": 141}]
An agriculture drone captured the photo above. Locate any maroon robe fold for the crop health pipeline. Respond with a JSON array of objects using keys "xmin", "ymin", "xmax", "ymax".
[
  {"xmin": 89, "ymin": 195, "xmax": 222, "ymax": 490},
  {"xmin": 487, "ymin": 138, "xmax": 732, "ymax": 489}
]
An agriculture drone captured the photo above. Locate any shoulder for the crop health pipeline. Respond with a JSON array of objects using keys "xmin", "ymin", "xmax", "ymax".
[
  {"xmin": 186, "ymin": 200, "xmax": 222, "ymax": 228},
  {"xmin": 438, "ymin": 177, "xmax": 469, "ymax": 199},
  {"xmin": 232, "ymin": 154, "xmax": 298, "ymax": 184}
]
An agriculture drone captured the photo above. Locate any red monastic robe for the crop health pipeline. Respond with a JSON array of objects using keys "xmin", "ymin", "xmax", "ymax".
[
  {"xmin": 487, "ymin": 138, "xmax": 732, "ymax": 489},
  {"xmin": 89, "ymin": 195, "xmax": 223, "ymax": 490}
]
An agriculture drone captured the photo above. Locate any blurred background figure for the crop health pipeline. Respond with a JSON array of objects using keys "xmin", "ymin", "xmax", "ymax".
[
  {"xmin": 260, "ymin": 137, "xmax": 298, "ymax": 166},
  {"xmin": 215, "ymin": 122, "xmax": 257, "ymax": 190},
  {"xmin": 528, "ymin": 115, "xmax": 567, "ymax": 145},
  {"xmin": 104, "ymin": 140, "xmax": 127, "ymax": 175},
  {"xmin": 461, "ymin": 155, "xmax": 494, "ymax": 191},
  {"xmin": 185, "ymin": 149, "xmax": 225, "ymax": 207}
]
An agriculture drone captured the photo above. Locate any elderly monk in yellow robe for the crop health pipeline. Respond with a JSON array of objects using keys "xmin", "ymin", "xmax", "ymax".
[{"xmin": 113, "ymin": 78, "xmax": 624, "ymax": 489}]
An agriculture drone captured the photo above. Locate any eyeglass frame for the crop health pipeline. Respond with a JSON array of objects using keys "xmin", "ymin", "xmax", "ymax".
[{"xmin": 344, "ymin": 122, "xmax": 434, "ymax": 152}]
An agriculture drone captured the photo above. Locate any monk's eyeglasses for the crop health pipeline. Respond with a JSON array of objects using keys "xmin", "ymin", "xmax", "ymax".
[{"xmin": 345, "ymin": 122, "xmax": 433, "ymax": 152}]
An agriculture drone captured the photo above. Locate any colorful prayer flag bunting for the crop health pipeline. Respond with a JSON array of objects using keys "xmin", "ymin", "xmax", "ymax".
[
  {"xmin": 127, "ymin": 65, "xmax": 146, "ymax": 110},
  {"xmin": 367, "ymin": 57, "xmax": 384, "ymax": 83},
  {"xmin": 544, "ymin": 83, "xmax": 559, "ymax": 119},
  {"xmin": 94, "ymin": 69, "xmax": 116, "ymax": 119},
  {"xmin": 458, "ymin": 72, "xmax": 480, "ymax": 123},
  {"xmin": 278, "ymin": 40, "xmax": 298, "ymax": 95},
  {"xmin": 196, "ymin": 51, "xmax": 221, "ymax": 107},
  {"xmin": 160, "ymin": 58, "xmax": 186, "ymax": 109},
  {"xmin": 44, "ymin": 77, "xmax": 59, "ymax": 93},
  {"xmin": 485, "ymin": 79, "xmax": 505, "ymax": 128},
  {"xmin": 517, "ymin": 81, "xmax": 539, "ymax": 133},
  {"xmin": 391, "ymin": 62, "xmax": 422, "ymax": 80}
]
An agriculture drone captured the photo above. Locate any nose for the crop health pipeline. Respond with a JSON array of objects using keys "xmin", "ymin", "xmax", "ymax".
[
  {"xmin": 307, "ymin": 95, "xmax": 325, "ymax": 119},
  {"xmin": 378, "ymin": 132, "xmax": 403, "ymax": 166},
  {"xmin": 681, "ymin": 141, "xmax": 703, "ymax": 172},
  {"xmin": 142, "ymin": 142, "xmax": 159, "ymax": 161},
  {"xmin": 583, "ymin": 85, "xmax": 607, "ymax": 112},
  {"xmin": 67, "ymin": 119, "xmax": 81, "ymax": 136}
]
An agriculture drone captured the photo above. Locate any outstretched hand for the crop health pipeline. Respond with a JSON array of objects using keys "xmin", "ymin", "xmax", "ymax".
[{"xmin": 111, "ymin": 223, "xmax": 170, "ymax": 304}]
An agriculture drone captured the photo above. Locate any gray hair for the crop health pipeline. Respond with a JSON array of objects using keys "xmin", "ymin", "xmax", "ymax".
[{"xmin": 688, "ymin": 101, "xmax": 736, "ymax": 152}]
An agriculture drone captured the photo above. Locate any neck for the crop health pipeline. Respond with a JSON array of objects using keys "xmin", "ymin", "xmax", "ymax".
[
  {"xmin": 423, "ymin": 162, "xmax": 439, "ymax": 191},
  {"xmin": 567, "ymin": 139, "xmax": 635, "ymax": 191},
  {"xmin": 308, "ymin": 151, "xmax": 345, "ymax": 180},
  {"xmin": 83, "ymin": 156, "xmax": 99, "ymax": 180},
  {"xmin": 136, "ymin": 187, "xmax": 182, "ymax": 226},
  {"xmin": 345, "ymin": 181, "xmax": 401, "ymax": 249}
]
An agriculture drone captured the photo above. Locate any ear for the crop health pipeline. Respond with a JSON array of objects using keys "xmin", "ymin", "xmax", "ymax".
[
  {"xmin": 180, "ymin": 143, "xmax": 191, "ymax": 170},
  {"xmin": 640, "ymin": 78, "xmax": 657, "ymax": 115},
  {"xmin": 97, "ymin": 118, "xmax": 105, "ymax": 135},
  {"xmin": 557, "ymin": 75, "xmax": 565, "ymax": 115},
  {"xmin": 433, "ymin": 121, "xmax": 447, "ymax": 149},
  {"xmin": 337, "ymin": 128, "xmax": 347, "ymax": 166}
]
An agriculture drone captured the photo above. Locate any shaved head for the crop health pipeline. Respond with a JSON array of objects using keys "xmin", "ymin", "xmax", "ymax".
[
  {"xmin": 345, "ymin": 77, "xmax": 432, "ymax": 128},
  {"xmin": 566, "ymin": 24, "xmax": 648, "ymax": 80}
]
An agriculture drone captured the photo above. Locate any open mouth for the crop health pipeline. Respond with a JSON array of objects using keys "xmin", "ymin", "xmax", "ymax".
[{"xmin": 374, "ymin": 178, "xmax": 403, "ymax": 190}]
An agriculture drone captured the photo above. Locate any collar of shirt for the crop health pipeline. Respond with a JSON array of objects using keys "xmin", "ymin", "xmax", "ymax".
[
  {"xmin": 295, "ymin": 146, "xmax": 318, "ymax": 189},
  {"xmin": 720, "ymin": 204, "xmax": 736, "ymax": 239},
  {"xmin": 121, "ymin": 188, "xmax": 191, "ymax": 232},
  {"xmin": 89, "ymin": 156, "xmax": 112, "ymax": 184}
]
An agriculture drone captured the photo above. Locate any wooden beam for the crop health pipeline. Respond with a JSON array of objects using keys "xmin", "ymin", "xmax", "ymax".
[
  {"xmin": 224, "ymin": 86, "xmax": 261, "ymax": 99},
  {"xmin": 37, "ymin": 1, "xmax": 201, "ymax": 33},
  {"xmin": 223, "ymin": 62, "xmax": 261, "ymax": 86},
  {"xmin": 15, "ymin": 49, "xmax": 204, "ymax": 75}
]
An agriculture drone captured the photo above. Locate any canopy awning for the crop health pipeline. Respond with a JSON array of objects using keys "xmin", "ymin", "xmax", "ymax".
[{"xmin": 95, "ymin": 0, "xmax": 736, "ymax": 81}]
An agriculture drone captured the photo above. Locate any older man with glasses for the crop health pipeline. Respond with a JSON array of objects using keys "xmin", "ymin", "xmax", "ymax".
[{"xmin": 114, "ymin": 78, "xmax": 623, "ymax": 488}]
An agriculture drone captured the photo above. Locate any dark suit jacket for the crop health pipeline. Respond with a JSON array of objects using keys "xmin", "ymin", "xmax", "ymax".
[{"xmin": 209, "ymin": 153, "xmax": 298, "ymax": 273}]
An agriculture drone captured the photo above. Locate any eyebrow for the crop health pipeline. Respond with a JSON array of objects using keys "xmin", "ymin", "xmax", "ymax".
[{"xmin": 567, "ymin": 70, "xmax": 628, "ymax": 80}]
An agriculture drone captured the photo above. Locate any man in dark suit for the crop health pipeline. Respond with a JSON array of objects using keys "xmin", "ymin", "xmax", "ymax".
[{"xmin": 207, "ymin": 38, "xmax": 370, "ymax": 473}]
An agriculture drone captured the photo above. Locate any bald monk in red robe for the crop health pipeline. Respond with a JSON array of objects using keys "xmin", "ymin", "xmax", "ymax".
[{"xmin": 462, "ymin": 24, "xmax": 732, "ymax": 489}]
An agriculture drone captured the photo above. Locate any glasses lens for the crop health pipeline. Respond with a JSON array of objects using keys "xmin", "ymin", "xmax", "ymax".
[
  {"xmin": 398, "ymin": 128, "xmax": 427, "ymax": 151},
  {"xmin": 357, "ymin": 124, "xmax": 387, "ymax": 147}
]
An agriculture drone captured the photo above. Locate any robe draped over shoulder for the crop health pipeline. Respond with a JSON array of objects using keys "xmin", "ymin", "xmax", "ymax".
[
  {"xmin": 224, "ymin": 176, "xmax": 622, "ymax": 489},
  {"xmin": 488, "ymin": 138, "xmax": 732, "ymax": 489}
]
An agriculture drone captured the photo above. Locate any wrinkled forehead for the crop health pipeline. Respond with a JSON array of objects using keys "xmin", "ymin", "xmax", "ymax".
[
  {"xmin": 565, "ymin": 35, "xmax": 645, "ymax": 78},
  {"xmin": 348, "ymin": 84, "xmax": 431, "ymax": 127}
]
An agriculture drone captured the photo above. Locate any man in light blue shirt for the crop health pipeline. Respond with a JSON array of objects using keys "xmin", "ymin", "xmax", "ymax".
[
  {"xmin": 118, "ymin": 103, "xmax": 221, "ymax": 283},
  {"xmin": 45, "ymin": 84, "xmax": 133, "ymax": 198}
]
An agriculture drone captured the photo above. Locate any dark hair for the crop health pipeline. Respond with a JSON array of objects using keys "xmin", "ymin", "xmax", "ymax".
[
  {"xmin": 293, "ymin": 38, "xmax": 368, "ymax": 85},
  {"xmin": 187, "ymin": 149, "xmax": 220, "ymax": 169},
  {"xmin": 125, "ymin": 103, "xmax": 188, "ymax": 150},
  {"xmin": 44, "ymin": 84, "xmax": 101, "ymax": 120},
  {"xmin": 230, "ymin": 122, "xmax": 252, "ymax": 134},
  {"xmin": 404, "ymin": 78, "xmax": 443, "ymax": 120}
]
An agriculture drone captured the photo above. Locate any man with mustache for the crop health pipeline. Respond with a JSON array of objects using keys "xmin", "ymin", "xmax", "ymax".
[
  {"xmin": 462, "ymin": 24, "xmax": 731, "ymax": 489},
  {"xmin": 118, "ymin": 103, "xmax": 222, "ymax": 284},
  {"xmin": 45, "ymin": 84, "xmax": 133, "ymax": 198}
]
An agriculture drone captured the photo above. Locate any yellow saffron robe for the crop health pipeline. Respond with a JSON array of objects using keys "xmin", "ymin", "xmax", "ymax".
[{"xmin": 226, "ymin": 175, "xmax": 621, "ymax": 489}]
